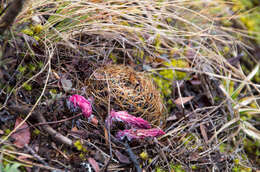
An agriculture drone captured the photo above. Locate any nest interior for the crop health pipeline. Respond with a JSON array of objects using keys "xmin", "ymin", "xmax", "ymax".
[{"xmin": 86, "ymin": 64, "xmax": 166, "ymax": 126}]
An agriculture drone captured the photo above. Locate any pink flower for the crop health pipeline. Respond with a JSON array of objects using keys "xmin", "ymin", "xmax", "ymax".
[
  {"xmin": 68, "ymin": 94, "xmax": 92, "ymax": 118},
  {"xmin": 106, "ymin": 110, "xmax": 151, "ymax": 129},
  {"xmin": 116, "ymin": 128, "xmax": 165, "ymax": 141}
]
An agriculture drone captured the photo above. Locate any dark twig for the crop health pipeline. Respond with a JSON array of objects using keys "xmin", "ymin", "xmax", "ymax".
[
  {"xmin": 124, "ymin": 141, "xmax": 142, "ymax": 172},
  {"xmin": 24, "ymin": 144, "xmax": 48, "ymax": 166},
  {"xmin": 100, "ymin": 157, "xmax": 111, "ymax": 172},
  {"xmin": 0, "ymin": 0, "xmax": 25, "ymax": 34}
]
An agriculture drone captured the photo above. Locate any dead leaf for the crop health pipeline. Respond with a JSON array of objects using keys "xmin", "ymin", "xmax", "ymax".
[
  {"xmin": 11, "ymin": 117, "xmax": 31, "ymax": 148},
  {"xmin": 200, "ymin": 123, "xmax": 208, "ymax": 142},
  {"xmin": 61, "ymin": 77, "xmax": 72, "ymax": 92},
  {"xmin": 87, "ymin": 157, "xmax": 100, "ymax": 172},
  {"xmin": 174, "ymin": 96, "xmax": 194, "ymax": 105},
  {"xmin": 71, "ymin": 126, "xmax": 78, "ymax": 132},
  {"xmin": 104, "ymin": 127, "xmax": 109, "ymax": 145},
  {"xmin": 114, "ymin": 150, "xmax": 130, "ymax": 164},
  {"xmin": 52, "ymin": 70, "xmax": 60, "ymax": 80}
]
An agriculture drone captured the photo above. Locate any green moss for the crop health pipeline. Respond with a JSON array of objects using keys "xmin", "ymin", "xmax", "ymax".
[
  {"xmin": 74, "ymin": 140, "xmax": 87, "ymax": 152},
  {"xmin": 232, "ymin": 165, "xmax": 252, "ymax": 172},
  {"xmin": 191, "ymin": 165, "xmax": 197, "ymax": 170},
  {"xmin": 231, "ymin": 0, "xmax": 260, "ymax": 44},
  {"xmin": 109, "ymin": 53, "xmax": 117, "ymax": 63},
  {"xmin": 233, "ymin": 158, "xmax": 240, "ymax": 165},
  {"xmin": 120, "ymin": 21, "xmax": 130, "ymax": 26},
  {"xmin": 153, "ymin": 59, "xmax": 189, "ymax": 97},
  {"xmin": 22, "ymin": 83, "xmax": 32, "ymax": 91},
  {"xmin": 243, "ymin": 138, "xmax": 260, "ymax": 164},
  {"xmin": 28, "ymin": 63, "xmax": 36, "ymax": 72},
  {"xmin": 223, "ymin": 46, "xmax": 230, "ymax": 54},
  {"xmin": 155, "ymin": 167, "xmax": 166, "ymax": 172},
  {"xmin": 163, "ymin": 59, "xmax": 189, "ymax": 80},
  {"xmin": 79, "ymin": 153, "xmax": 87, "ymax": 160},
  {"xmin": 38, "ymin": 61, "xmax": 44, "ymax": 69},
  {"xmin": 33, "ymin": 36, "xmax": 40, "ymax": 42},
  {"xmin": 170, "ymin": 164, "xmax": 185, "ymax": 172},
  {"xmin": 219, "ymin": 143, "xmax": 227, "ymax": 153},
  {"xmin": 21, "ymin": 28, "xmax": 34, "ymax": 36},
  {"xmin": 139, "ymin": 151, "xmax": 149, "ymax": 160},
  {"xmin": 6, "ymin": 86, "xmax": 13, "ymax": 93},
  {"xmin": 182, "ymin": 134, "xmax": 197, "ymax": 148},
  {"xmin": 0, "ymin": 162, "xmax": 21, "ymax": 172},
  {"xmin": 18, "ymin": 66, "xmax": 27, "ymax": 74},
  {"xmin": 33, "ymin": 129, "xmax": 40, "ymax": 135},
  {"xmin": 5, "ymin": 129, "xmax": 11, "ymax": 135},
  {"xmin": 31, "ymin": 24, "xmax": 43, "ymax": 34}
]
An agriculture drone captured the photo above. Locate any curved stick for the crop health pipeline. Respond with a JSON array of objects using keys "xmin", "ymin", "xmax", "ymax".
[{"xmin": 8, "ymin": 105, "xmax": 73, "ymax": 146}]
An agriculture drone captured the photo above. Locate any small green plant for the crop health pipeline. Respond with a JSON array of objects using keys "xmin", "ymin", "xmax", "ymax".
[
  {"xmin": 221, "ymin": 65, "xmax": 260, "ymax": 140},
  {"xmin": 0, "ymin": 162, "xmax": 21, "ymax": 172},
  {"xmin": 170, "ymin": 163, "xmax": 185, "ymax": 172},
  {"xmin": 22, "ymin": 83, "xmax": 32, "ymax": 91},
  {"xmin": 221, "ymin": 64, "xmax": 260, "ymax": 167},
  {"xmin": 155, "ymin": 167, "xmax": 166, "ymax": 172}
]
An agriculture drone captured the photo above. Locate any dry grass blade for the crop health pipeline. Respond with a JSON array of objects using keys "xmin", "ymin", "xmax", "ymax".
[
  {"xmin": 208, "ymin": 117, "xmax": 240, "ymax": 143},
  {"xmin": 241, "ymin": 121, "xmax": 260, "ymax": 141},
  {"xmin": 0, "ymin": 0, "xmax": 258, "ymax": 171}
]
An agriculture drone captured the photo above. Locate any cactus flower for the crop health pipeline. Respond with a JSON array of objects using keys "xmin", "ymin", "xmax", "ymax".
[
  {"xmin": 116, "ymin": 128, "xmax": 165, "ymax": 141},
  {"xmin": 68, "ymin": 94, "xmax": 92, "ymax": 118},
  {"xmin": 106, "ymin": 110, "xmax": 151, "ymax": 129}
]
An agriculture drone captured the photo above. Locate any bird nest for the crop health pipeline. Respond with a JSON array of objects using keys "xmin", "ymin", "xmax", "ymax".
[{"xmin": 86, "ymin": 64, "xmax": 166, "ymax": 126}]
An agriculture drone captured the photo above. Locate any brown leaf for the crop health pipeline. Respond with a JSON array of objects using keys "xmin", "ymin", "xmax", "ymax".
[
  {"xmin": 174, "ymin": 96, "xmax": 194, "ymax": 105},
  {"xmin": 11, "ymin": 117, "xmax": 31, "ymax": 148},
  {"xmin": 200, "ymin": 123, "xmax": 208, "ymax": 143},
  {"xmin": 114, "ymin": 150, "xmax": 130, "ymax": 164},
  {"xmin": 104, "ymin": 127, "xmax": 109, "ymax": 145},
  {"xmin": 87, "ymin": 157, "xmax": 100, "ymax": 172},
  {"xmin": 71, "ymin": 126, "xmax": 78, "ymax": 132}
]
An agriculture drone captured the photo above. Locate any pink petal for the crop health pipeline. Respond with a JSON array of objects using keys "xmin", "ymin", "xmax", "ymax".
[
  {"xmin": 69, "ymin": 94, "xmax": 92, "ymax": 118},
  {"xmin": 116, "ymin": 128, "xmax": 165, "ymax": 141},
  {"xmin": 106, "ymin": 110, "xmax": 151, "ymax": 129}
]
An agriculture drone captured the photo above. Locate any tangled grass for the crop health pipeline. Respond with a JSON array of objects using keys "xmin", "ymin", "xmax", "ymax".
[
  {"xmin": 87, "ymin": 64, "xmax": 166, "ymax": 126},
  {"xmin": 0, "ymin": 0, "xmax": 259, "ymax": 171}
]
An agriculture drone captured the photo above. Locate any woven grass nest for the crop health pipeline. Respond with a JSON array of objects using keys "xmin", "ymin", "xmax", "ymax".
[{"xmin": 86, "ymin": 64, "xmax": 166, "ymax": 126}]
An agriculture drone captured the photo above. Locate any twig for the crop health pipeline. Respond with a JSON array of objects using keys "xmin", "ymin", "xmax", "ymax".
[
  {"xmin": 124, "ymin": 141, "xmax": 142, "ymax": 172},
  {"xmin": 105, "ymin": 72, "xmax": 113, "ymax": 158},
  {"xmin": 8, "ymin": 104, "xmax": 73, "ymax": 146},
  {"xmin": 0, "ymin": 45, "xmax": 53, "ymax": 145},
  {"xmin": 24, "ymin": 144, "xmax": 48, "ymax": 166},
  {"xmin": 100, "ymin": 157, "xmax": 111, "ymax": 172},
  {"xmin": 14, "ymin": 113, "xmax": 82, "ymax": 133}
]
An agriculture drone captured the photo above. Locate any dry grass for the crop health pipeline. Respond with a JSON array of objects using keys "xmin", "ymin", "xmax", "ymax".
[
  {"xmin": 0, "ymin": 0, "xmax": 259, "ymax": 171},
  {"xmin": 87, "ymin": 64, "xmax": 166, "ymax": 126}
]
